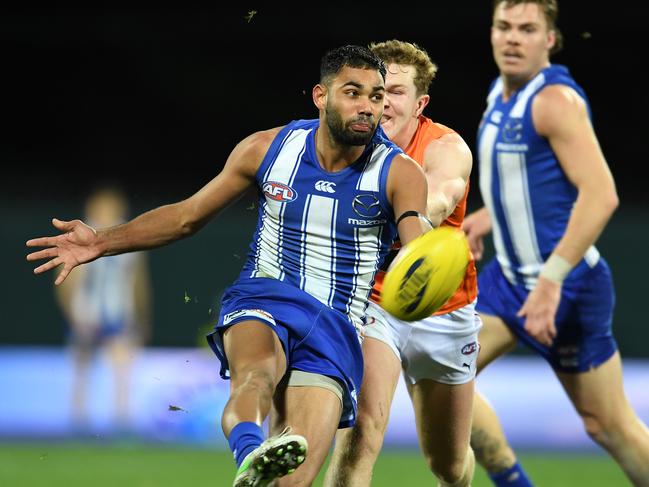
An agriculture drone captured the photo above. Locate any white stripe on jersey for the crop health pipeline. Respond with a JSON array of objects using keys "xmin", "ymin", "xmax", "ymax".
[
  {"xmin": 301, "ymin": 194, "xmax": 338, "ymax": 306},
  {"xmin": 299, "ymin": 194, "xmax": 312, "ymax": 290},
  {"xmin": 252, "ymin": 201, "xmax": 284, "ymax": 279},
  {"xmin": 510, "ymin": 73, "xmax": 546, "ymax": 118},
  {"xmin": 486, "ymin": 78, "xmax": 503, "ymax": 114},
  {"xmin": 263, "ymin": 129, "xmax": 310, "ymax": 182},
  {"xmin": 356, "ymin": 145, "xmax": 391, "ymax": 191},
  {"xmin": 250, "ymin": 202, "xmax": 280, "ymax": 277},
  {"xmin": 497, "ymin": 151, "xmax": 543, "ymax": 285},
  {"xmin": 345, "ymin": 226, "xmax": 362, "ymax": 317},
  {"xmin": 479, "ymin": 122, "xmax": 516, "ymax": 284},
  {"xmin": 346, "ymin": 225, "xmax": 384, "ymax": 323},
  {"xmin": 252, "ymin": 130, "xmax": 309, "ymax": 279},
  {"xmin": 328, "ymin": 199, "xmax": 339, "ymax": 307}
]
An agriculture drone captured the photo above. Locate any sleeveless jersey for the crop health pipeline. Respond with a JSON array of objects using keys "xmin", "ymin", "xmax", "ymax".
[
  {"xmin": 240, "ymin": 119, "xmax": 401, "ymax": 327},
  {"xmin": 70, "ymin": 252, "xmax": 140, "ymax": 331},
  {"xmin": 371, "ymin": 116, "xmax": 478, "ymax": 315},
  {"xmin": 477, "ymin": 64, "xmax": 601, "ymax": 289}
]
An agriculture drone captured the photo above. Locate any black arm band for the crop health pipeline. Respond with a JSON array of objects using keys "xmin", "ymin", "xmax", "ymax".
[{"xmin": 396, "ymin": 210, "xmax": 433, "ymax": 228}]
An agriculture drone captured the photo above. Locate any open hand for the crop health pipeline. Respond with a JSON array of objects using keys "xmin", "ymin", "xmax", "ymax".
[
  {"xmin": 26, "ymin": 218, "xmax": 102, "ymax": 285},
  {"xmin": 517, "ymin": 277, "xmax": 561, "ymax": 347}
]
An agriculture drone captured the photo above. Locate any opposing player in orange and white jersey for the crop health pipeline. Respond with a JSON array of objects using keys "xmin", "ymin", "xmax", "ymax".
[{"xmin": 325, "ymin": 39, "xmax": 480, "ymax": 487}]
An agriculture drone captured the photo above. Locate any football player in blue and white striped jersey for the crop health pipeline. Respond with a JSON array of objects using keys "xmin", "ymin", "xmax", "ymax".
[{"xmin": 27, "ymin": 44, "xmax": 433, "ymax": 486}]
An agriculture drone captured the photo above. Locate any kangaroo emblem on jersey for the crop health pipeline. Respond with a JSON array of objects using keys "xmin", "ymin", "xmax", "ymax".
[
  {"xmin": 315, "ymin": 180, "xmax": 336, "ymax": 193},
  {"xmin": 262, "ymin": 181, "xmax": 298, "ymax": 202},
  {"xmin": 503, "ymin": 118, "xmax": 523, "ymax": 142}
]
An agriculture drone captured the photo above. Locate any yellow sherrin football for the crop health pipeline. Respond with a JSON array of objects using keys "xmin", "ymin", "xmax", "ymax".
[{"xmin": 380, "ymin": 226, "xmax": 470, "ymax": 322}]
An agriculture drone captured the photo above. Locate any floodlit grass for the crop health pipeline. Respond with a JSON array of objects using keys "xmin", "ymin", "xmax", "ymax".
[{"xmin": 0, "ymin": 442, "xmax": 630, "ymax": 486}]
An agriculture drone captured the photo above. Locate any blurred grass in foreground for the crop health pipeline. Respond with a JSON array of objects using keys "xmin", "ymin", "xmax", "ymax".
[{"xmin": 0, "ymin": 443, "xmax": 630, "ymax": 486}]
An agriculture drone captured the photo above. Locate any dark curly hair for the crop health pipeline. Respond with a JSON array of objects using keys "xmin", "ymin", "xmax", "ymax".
[{"xmin": 320, "ymin": 45, "xmax": 387, "ymax": 86}]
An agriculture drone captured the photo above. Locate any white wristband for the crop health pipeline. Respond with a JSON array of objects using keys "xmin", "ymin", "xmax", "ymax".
[{"xmin": 539, "ymin": 254, "xmax": 573, "ymax": 284}]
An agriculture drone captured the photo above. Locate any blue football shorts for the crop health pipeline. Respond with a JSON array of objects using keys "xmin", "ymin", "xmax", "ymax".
[
  {"xmin": 67, "ymin": 319, "xmax": 127, "ymax": 346},
  {"xmin": 476, "ymin": 258, "xmax": 617, "ymax": 372},
  {"xmin": 206, "ymin": 277, "xmax": 363, "ymax": 428}
]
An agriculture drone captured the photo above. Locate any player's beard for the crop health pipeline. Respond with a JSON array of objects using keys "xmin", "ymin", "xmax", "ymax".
[{"xmin": 325, "ymin": 103, "xmax": 377, "ymax": 146}]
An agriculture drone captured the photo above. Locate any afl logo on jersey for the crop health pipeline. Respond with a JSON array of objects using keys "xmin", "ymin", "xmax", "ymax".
[
  {"xmin": 262, "ymin": 181, "xmax": 298, "ymax": 202},
  {"xmin": 461, "ymin": 341, "xmax": 478, "ymax": 355}
]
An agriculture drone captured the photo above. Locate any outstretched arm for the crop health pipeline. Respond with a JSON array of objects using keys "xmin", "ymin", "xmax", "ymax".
[
  {"xmin": 422, "ymin": 132, "xmax": 472, "ymax": 228},
  {"xmin": 27, "ymin": 128, "xmax": 280, "ymax": 284},
  {"xmin": 519, "ymin": 85, "xmax": 619, "ymax": 345}
]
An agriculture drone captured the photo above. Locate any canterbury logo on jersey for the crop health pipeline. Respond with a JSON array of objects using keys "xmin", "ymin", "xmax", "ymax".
[{"xmin": 315, "ymin": 180, "xmax": 336, "ymax": 193}]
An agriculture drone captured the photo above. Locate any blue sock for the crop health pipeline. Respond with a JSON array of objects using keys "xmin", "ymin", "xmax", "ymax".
[
  {"xmin": 489, "ymin": 462, "xmax": 534, "ymax": 486},
  {"xmin": 228, "ymin": 422, "xmax": 265, "ymax": 468}
]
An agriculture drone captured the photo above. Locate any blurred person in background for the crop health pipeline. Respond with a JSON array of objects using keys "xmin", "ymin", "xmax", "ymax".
[
  {"xmin": 55, "ymin": 185, "xmax": 152, "ymax": 435},
  {"xmin": 464, "ymin": 1, "xmax": 649, "ymax": 485}
]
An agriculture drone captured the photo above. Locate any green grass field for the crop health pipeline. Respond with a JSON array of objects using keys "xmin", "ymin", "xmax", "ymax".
[{"xmin": 0, "ymin": 442, "xmax": 631, "ymax": 486}]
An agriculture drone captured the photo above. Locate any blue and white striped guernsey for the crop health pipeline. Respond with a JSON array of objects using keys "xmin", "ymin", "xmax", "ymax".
[
  {"xmin": 240, "ymin": 119, "xmax": 401, "ymax": 326},
  {"xmin": 70, "ymin": 252, "xmax": 139, "ymax": 331},
  {"xmin": 477, "ymin": 64, "xmax": 600, "ymax": 290}
]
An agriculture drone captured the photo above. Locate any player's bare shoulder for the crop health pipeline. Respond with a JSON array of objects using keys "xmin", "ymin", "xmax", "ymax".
[
  {"xmin": 244, "ymin": 126, "xmax": 284, "ymax": 150},
  {"xmin": 424, "ymin": 131, "xmax": 471, "ymax": 160},
  {"xmin": 391, "ymin": 152, "xmax": 427, "ymax": 181},
  {"xmin": 423, "ymin": 131, "xmax": 473, "ymax": 179},
  {"xmin": 532, "ymin": 85, "xmax": 587, "ymax": 137},
  {"xmin": 226, "ymin": 126, "xmax": 285, "ymax": 176},
  {"xmin": 387, "ymin": 153, "xmax": 427, "ymax": 201}
]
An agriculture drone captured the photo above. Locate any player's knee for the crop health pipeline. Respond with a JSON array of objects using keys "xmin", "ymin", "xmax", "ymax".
[
  {"xmin": 427, "ymin": 455, "xmax": 466, "ymax": 485},
  {"xmin": 351, "ymin": 409, "xmax": 388, "ymax": 456},
  {"xmin": 581, "ymin": 410, "xmax": 628, "ymax": 447}
]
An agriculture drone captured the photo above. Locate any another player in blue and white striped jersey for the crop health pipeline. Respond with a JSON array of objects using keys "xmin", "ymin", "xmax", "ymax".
[
  {"xmin": 464, "ymin": 1, "xmax": 649, "ymax": 486},
  {"xmin": 26, "ymin": 45, "xmax": 432, "ymax": 486}
]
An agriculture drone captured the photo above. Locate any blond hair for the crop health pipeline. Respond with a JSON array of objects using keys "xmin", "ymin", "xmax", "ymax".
[{"xmin": 369, "ymin": 40, "xmax": 437, "ymax": 96}]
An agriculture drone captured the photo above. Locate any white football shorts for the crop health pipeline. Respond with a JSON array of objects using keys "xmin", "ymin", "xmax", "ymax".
[{"xmin": 363, "ymin": 299, "xmax": 482, "ymax": 385}]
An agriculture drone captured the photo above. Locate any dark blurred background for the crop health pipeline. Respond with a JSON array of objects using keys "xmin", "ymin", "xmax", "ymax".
[{"xmin": 3, "ymin": 5, "xmax": 648, "ymax": 354}]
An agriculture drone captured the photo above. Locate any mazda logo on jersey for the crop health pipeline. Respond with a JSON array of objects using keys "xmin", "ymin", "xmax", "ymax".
[
  {"xmin": 352, "ymin": 194, "xmax": 381, "ymax": 218},
  {"xmin": 262, "ymin": 181, "xmax": 298, "ymax": 202}
]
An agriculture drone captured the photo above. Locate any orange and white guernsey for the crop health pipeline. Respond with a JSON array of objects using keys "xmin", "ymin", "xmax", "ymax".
[{"xmin": 371, "ymin": 116, "xmax": 477, "ymax": 316}]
